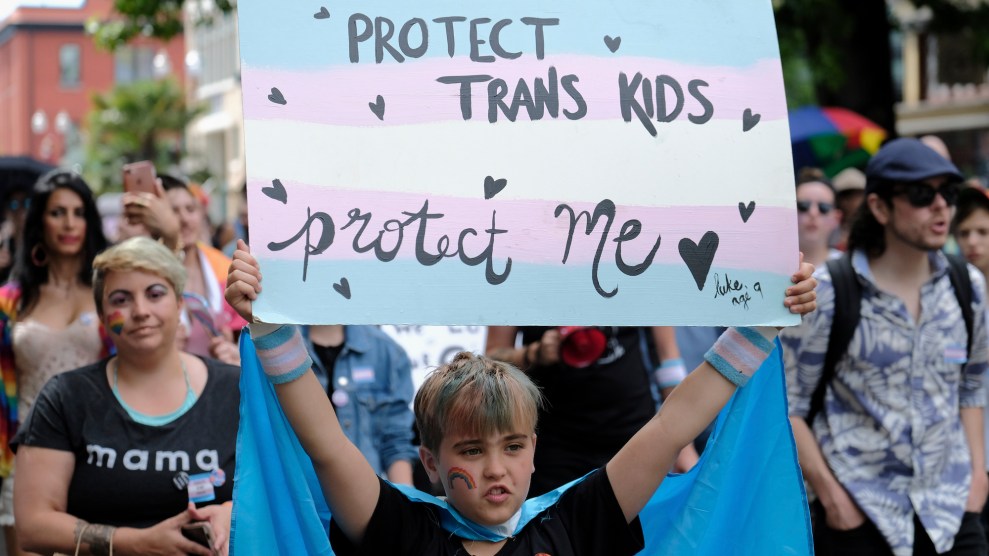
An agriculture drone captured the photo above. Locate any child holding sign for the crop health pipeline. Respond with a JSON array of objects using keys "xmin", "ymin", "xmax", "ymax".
[{"xmin": 225, "ymin": 240, "xmax": 816, "ymax": 555}]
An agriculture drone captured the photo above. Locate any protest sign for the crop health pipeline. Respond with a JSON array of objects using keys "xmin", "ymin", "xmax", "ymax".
[
  {"xmin": 239, "ymin": 0, "xmax": 798, "ymax": 325},
  {"xmin": 380, "ymin": 325, "xmax": 487, "ymax": 392}
]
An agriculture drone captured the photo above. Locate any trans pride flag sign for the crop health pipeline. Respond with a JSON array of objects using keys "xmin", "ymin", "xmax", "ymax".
[{"xmin": 238, "ymin": 0, "xmax": 798, "ymax": 325}]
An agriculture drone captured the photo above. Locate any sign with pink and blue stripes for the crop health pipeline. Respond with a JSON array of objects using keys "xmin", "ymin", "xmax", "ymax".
[{"xmin": 238, "ymin": 0, "xmax": 799, "ymax": 326}]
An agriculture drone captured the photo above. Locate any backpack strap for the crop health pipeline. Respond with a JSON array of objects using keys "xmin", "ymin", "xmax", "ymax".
[
  {"xmin": 945, "ymin": 254, "xmax": 975, "ymax": 362},
  {"xmin": 805, "ymin": 254, "xmax": 975, "ymax": 426},
  {"xmin": 806, "ymin": 255, "xmax": 861, "ymax": 426}
]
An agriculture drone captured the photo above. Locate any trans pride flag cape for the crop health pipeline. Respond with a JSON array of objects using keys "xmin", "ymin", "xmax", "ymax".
[{"xmin": 230, "ymin": 332, "xmax": 813, "ymax": 555}]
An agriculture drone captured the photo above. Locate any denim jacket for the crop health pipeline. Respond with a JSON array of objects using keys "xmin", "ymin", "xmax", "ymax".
[{"xmin": 302, "ymin": 326, "xmax": 417, "ymax": 476}]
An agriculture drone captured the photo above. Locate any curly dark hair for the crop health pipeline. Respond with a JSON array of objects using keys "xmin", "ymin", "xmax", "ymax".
[
  {"xmin": 9, "ymin": 169, "xmax": 109, "ymax": 314},
  {"xmin": 952, "ymin": 187, "xmax": 989, "ymax": 235},
  {"xmin": 847, "ymin": 181, "xmax": 895, "ymax": 258}
]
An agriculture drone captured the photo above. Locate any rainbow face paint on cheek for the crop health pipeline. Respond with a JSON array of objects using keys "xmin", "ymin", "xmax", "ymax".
[
  {"xmin": 447, "ymin": 467, "xmax": 476, "ymax": 491},
  {"xmin": 107, "ymin": 311, "xmax": 125, "ymax": 335}
]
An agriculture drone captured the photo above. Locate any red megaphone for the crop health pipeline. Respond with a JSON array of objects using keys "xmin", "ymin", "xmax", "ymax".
[{"xmin": 558, "ymin": 326, "xmax": 607, "ymax": 368}]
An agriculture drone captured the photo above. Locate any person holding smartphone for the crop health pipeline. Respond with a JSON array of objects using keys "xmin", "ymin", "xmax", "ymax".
[
  {"xmin": 159, "ymin": 175, "xmax": 245, "ymax": 364},
  {"xmin": 12, "ymin": 238, "xmax": 236, "ymax": 555},
  {"xmin": 117, "ymin": 161, "xmax": 182, "ymax": 252},
  {"xmin": 119, "ymin": 165, "xmax": 243, "ymax": 364}
]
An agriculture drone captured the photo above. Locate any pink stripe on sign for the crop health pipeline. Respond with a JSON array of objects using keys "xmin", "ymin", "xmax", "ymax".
[
  {"xmin": 242, "ymin": 56, "xmax": 785, "ymax": 126},
  {"xmin": 248, "ymin": 180, "xmax": 796, "ymax": 272}
]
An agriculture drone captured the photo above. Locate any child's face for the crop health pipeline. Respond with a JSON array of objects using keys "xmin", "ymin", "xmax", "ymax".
[
  {"xmin": 957, "ymin": 207, "xmax": 989, "ymax": 273},
  {"xmin": 420, "ymin": 427, "xmax": 537, "ymax": 527}
]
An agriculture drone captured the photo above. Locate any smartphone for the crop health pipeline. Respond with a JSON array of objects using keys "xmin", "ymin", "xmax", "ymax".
[
  {"xmin": 181, "ymin": 521, "xmax": 216, "ymax": 553},
  {"xmin": 122, "ymin": 161, "xmax": 157, "ymax": 194}
]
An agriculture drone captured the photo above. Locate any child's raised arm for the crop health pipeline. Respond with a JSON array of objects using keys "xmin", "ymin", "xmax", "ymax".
[
  {"xmin": 605, "ymin": 257, "xmax": 817, "ymax": 522},
  {"xmin": 225, "ymin": 240, "xmax": 380, "ymax": 544}
]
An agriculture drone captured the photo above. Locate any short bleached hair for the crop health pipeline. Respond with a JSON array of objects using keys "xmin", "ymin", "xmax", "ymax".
[
  {"xmin": 414, "ymin": 351, "xmax": 543, "ymax": 453},
  {"xmin": 92, "ymin": 237, "xmax": 186, "ymax": 315}
]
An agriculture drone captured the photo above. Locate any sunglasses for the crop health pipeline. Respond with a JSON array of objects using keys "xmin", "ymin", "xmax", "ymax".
[
  {"xmin": 6, "ymin": 199, "xmax": 29, "ymax": 212},
  {"xmin": 891, "ymin": 181, "xmax": 960, "ymax": 207},
  {"xmin": 796, "ymin": 200, "xmax": 834, "ymax": 214}
]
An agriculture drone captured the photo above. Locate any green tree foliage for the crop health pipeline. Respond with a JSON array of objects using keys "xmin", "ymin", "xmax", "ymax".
[
  {"xmin": 775, "ymin": 0, "xmax": 989, "ymax": 134},
  {"xmin": 83, "ymin": 78, "xmax": 203, "ymax": 191},
  {"xmin": 774, "ymin": 0, "xmax": 886, "ymax": 119},
  {"xmin": 774, "ymin": 0, "xmax": 857, "ymax": 108},
  {"xmin": 90, "ymin": 0, "xmax": 233, "ymax": 51}
]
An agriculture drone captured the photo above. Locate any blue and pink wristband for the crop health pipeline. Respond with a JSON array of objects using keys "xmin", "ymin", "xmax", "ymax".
[
  {"xmin": 704, "ymin": 326, "xmax": 778, "ymax": 387},
  {"xmin": 654, "ymin": 358, "xmax": 688, "ymax": 389},
  {"xmin": 252, "ymin": 324, "xmax": 314, "ymax": 384}
]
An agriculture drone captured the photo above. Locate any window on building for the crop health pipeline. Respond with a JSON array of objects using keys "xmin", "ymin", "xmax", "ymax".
[
  {"xmin": 935, "ymin": 32, "xmax": 984, "ymax": 86},
  {"xmin": 194, "ymin": 10, "xmax": 240, "ymax": 86},
  {"xmin": 59, "ymin": 44, "xmax": 81, "ymax": 88},
  {"xmin": 114, "ymin": 46, "xmax": 156, "ymax": 84}
]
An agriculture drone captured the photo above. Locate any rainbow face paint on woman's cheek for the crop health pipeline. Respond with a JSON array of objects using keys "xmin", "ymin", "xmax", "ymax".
[
  {"xmin": 447, "ymin": 467, "xmax": 476, "ymax": 491},
  {"xmin": 107, "ymin": 311, "xmax": 125, "ymax": 335}
]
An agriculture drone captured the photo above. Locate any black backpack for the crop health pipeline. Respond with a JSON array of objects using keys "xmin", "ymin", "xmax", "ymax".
[{"xmin": 804, "ymin": 254, "xmax": 974, "ymax": 425}]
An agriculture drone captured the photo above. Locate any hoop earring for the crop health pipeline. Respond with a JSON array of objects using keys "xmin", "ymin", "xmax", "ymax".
[{"xmin": 31, "ymin": 244, "xmax": 48, "ymax": 267}]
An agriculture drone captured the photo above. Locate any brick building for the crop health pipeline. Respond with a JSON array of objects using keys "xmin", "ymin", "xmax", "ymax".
[{"xmin": 0, "ymin": 0, "xmax": 185, "ymax": 164}]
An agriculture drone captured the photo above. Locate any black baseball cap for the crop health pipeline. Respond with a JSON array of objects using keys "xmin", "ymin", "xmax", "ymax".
[{"xmin": 865, "ymin": 138, "xmax": 963, "ymax": 194}]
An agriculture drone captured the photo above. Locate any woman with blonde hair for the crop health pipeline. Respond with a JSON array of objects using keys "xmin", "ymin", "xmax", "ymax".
[{"xmin": 12, "ymin": 237, "xmax": 238, "ymax": 555}]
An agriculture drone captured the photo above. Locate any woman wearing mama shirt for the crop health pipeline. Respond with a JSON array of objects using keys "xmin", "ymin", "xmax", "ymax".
[{"xmin": 12, "ymin": 238, "xmax": 238, "ymax": 556}]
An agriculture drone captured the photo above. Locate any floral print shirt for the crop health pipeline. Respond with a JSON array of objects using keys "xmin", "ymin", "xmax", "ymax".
[{"xmin": 781, "ymin": 250, "xmax": 988, "ymax": 556}]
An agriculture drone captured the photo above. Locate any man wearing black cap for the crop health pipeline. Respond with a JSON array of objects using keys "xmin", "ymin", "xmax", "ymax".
[{"xmin": 782, "ymin": 138, "xmax": 989, "ymax": 555}]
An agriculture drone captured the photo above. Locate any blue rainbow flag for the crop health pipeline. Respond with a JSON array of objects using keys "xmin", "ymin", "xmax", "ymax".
[{"xmin": 230, "ymin": 333, "xmax": 813, "ymax": 555}]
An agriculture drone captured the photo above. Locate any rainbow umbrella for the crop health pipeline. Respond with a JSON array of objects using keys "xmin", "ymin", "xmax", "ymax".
[{"xmin": 788, "ymin": 106, "xmax": 887, "ymax": 176}]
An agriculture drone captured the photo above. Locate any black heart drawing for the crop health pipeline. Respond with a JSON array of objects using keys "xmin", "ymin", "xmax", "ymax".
[
  {"xmin": 678, "ymin": 231, "xmax": 720, "ymax": 291},
  {"xmin": 603, "ymin": 35, "xmax": 622, "ymax": 53},
  {"xmin": 313, "ymin": 6, "xmax": 330, "ymax": 19},
  {"xmin": 333, "ymin": 278, "xmax": 352, "ymax": 299},
  {"xmin": 369, "ymin": 95, "xmax": 385, "ymax": 120},
  {"xmin": 738, "ymin": 201, "xmax": 756, "ymax": 223},
  {"xmin": 742, "ymin": 108, "xmax": 760, "ymax": 132},
  {"xmin": 484, "ymin": 176, "xmax": 508, "ymax": 200},
  {"xmin": 261, "ymin": 179, "xmax": 287, "ymax": 204},
  {"xmin": 268, "ymin": 87, "xmax": 287, "ymax": 105}
]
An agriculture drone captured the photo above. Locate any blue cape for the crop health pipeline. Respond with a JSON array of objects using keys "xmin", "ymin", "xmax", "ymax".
[{"xmin": 230, "ymin": 333, "xmax": 812, "ymax": 555}]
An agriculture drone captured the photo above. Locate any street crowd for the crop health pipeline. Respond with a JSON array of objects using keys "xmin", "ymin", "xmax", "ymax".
[{"xmin": 0, "ymin": 134, "xmax": 983, "ymax": 555}]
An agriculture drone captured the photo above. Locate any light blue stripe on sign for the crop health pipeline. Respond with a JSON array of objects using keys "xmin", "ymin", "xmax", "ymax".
[
  {"xmin": 253, "ymin": 258, "xmax": 799, "ymax": 327},
  {"xmin": 238, "ymin": 0, "xmax": 782, "ymax": 70}
]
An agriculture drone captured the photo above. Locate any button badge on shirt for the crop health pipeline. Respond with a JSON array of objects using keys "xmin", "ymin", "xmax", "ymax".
[
  {"xmin": 173, "ymin": 471, "xmax": 190, "ymax": 491},
  {"xmin": 188, "ymin": 472, "xmax": 216, "ymax": 503},
  {"xmin": 210, "ymin": 467, "xmax": 226, "ymax": 487},
  {"xmin": 331, "ymin": 390, "xmax": 350, "ymax": 407},
  {"xmin": 944, "ymin": 343, "xmax": 968, "ymax": 364},
  {"xmin": 352, "ymin": 367, "xmax": 376, "ymax": 383}
]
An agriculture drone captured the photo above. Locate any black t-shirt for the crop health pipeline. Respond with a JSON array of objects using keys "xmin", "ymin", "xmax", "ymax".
[
  {"xmin": 11, "ymin": 357, "xmax": 240, "ymax": 528},
  {"xmin": 520, "ymin": 326, "xmax": 655, "ymax": 496},
  {"xmin": 329, "ymin": 468, "xmax": 644, "ymax": 556},
  {"xmin": 312, "ymin": 341, "xmax": 344, "ymax": 398}
]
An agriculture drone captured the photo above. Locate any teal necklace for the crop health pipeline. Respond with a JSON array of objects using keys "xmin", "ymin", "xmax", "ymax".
[{"xmin": 112, "ymin": 357, "xmax": 198, "ymax": 427}]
